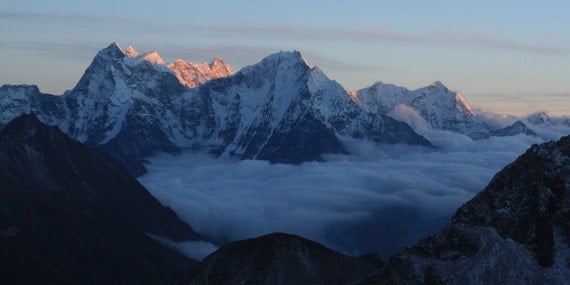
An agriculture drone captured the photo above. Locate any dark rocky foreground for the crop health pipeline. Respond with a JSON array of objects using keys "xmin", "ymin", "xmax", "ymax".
[
  {"xmin": 181, "ymin": 233, "xmax": 383, "ymax": 285},
  {"xmin": 0, "ymin": 114, "xmax": 202, "ymax": 284}
]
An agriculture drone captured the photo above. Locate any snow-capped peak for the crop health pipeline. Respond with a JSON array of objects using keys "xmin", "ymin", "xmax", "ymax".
[
  {"xmin": 0, "ymin": 84, "xmax": 40, "ymax": 97},
  {"xmin": 211, "ymin": 57, "xmax": 226, "ymax": 67},
  {"xmin": 125, "ymin": 46, "xmax": 139, "ymax": 57},
  {"xmin": 240, "ymin": 50, "xmax": 310, "ymax": 77},
  {"xmin": 430, "ymin": 80, "xmax": 447, "ymax": 90},
  {"xmin": 141, "ymin": 51, "xmax": 165, "ymax": 65},
  {"xmin": 109, "ymin": 42, "xmax": 123, "ymax": 51},
  {"xmin": 371, "ymin": 81, "xmax": 409, "ymax": 95},
  {"xmin": 527, "ymin": 111, "xmax": 551, "ymax": 125},
  {"xmin": 93, "ymin": 43, "xmax": 164, "ymax": 68},
  {"xmin": 370, "ymin": 80, "xmax": 385, "ymax": 88},
  {"xmin": 355, "ymin": 80, "xmax": 489, "ymax": 138},
  {"xmin": 209, "ymin": 57, "xmax": 234, "ymax": 77},
  {"xmin": 263, "ymin": 50, "xmax": 309, "ymax": 67},
  {"xmin": 94, "ymin": 42, "xmax": 127, "ymax": 61}
]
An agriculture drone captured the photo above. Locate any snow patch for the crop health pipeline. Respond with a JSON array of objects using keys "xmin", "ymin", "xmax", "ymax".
[{"xmin": 148, "ymin": 234, "xmax": 218, "ymax": 260}]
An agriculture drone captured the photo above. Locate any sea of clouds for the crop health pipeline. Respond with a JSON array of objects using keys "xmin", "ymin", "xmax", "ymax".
[{"xmin": 136, "ymin": 123, "xmax": 570, "ymax": 260}]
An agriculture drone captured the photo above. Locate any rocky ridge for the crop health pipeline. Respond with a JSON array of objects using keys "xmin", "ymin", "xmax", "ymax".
[{"xmin": 0, "ymin": 113, "xmax": 202, "ymax": 284}]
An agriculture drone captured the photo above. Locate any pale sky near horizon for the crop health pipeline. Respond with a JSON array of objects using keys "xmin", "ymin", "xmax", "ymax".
[{"xmin": 1, "ymin": 0, "xmax": 569, "ymax": 116}]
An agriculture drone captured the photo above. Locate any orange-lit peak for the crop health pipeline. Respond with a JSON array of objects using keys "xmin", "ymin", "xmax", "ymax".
[{"xmin": 125, "ymin": 46, "xmax": 139, "ymax": 57}]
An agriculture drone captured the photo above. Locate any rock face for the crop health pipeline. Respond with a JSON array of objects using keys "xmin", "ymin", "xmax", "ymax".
[
  {"xmin": 0, "ymin": 114, "xmax": 202, "ymax": 284},
  {"xmin": 375, "ymin": 135, "xmax": 570, "ymax": 284},
  {"xmin": 0, "ymin": 44, "xmax": 431, "ymax": 174},
  {"xmin": 355, "ymin": 81, "xmax": 537, "ymax": 140},
  {"xmin": 183, "ymin": 233, "xmax": 383, "ymax": 285}
]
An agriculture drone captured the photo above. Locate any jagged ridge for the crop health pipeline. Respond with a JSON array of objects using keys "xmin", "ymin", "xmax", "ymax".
[{"xmin": 374, "ymin": 135, "xmax": 570, "ymax": 284}]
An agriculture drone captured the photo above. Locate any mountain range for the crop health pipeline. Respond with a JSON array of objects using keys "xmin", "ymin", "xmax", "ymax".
[
  {"xmin": 0, "ymin": 43, "xmax": 541, "ymax": 176},
  {"xmin": 1, "ymin": 43, "xmax": 569, "ymax": 284}
]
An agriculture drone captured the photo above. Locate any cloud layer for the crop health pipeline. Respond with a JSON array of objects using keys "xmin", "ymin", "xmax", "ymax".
[{"xmin": 138, "ymin": 131, "xmax": 551, "ymax": 258}]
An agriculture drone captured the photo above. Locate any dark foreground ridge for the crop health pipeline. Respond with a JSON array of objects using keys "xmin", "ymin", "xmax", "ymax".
[
  {"xmin": 181, "ymin": 232, "xmax": 383, "ymax": 285},
  {"xmin": 373, "ymin": 135, "xmax": 570, "ymax": 284},
  {"xmin": 0, "ymin": 113, "xmax": 202, "ymax": 284}
]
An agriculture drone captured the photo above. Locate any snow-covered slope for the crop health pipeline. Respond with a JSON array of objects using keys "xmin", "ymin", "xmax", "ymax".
[
  {"xmin": 59, "ymin": 43, "xmax": 190, "ymax": 174},
  {"xmin": 0, "ymin": 43, "xmax": 431, "ymax": 174},
  {"xmin": 0, "ymin": 85, "xmax": 64, "ymax": 128},
  {"xmin": 176, "ymin": 51, "xmax": 431, "ymax": 163},
  {"xmin": 188, "ymin": 50, "xmax": 345, "ymax": 162},
  {"xmin": 354, "ymin": 81, "xmax": 535, "ymax": 140},
  {"xmin": 374, "ymin": 135, "xmax": 570, "ymax": 284},
  {"xmin": 0, "ymin": 85, "xmax": 34, "ymax": 124},
  {"xmin": 62, "ymin": 43, "xmax": 183, "ymax": 144}
]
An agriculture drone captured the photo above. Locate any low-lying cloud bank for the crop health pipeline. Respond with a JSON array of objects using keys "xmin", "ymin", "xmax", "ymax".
[{"xmin": 139, "ymin": 129, "xmax": 565, "ymax": 258}]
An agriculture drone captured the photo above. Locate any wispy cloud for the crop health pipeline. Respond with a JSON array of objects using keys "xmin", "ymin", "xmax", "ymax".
[
  {"xmin": 472, "ymin": 93, "xmax": 527, "ymax": 102},
  {"xmin": 472, "ymin": 91, "xmax": 570, "ymax": 117},
  {"xmin": 0, "ymin": 41, "xmax": 101, "ymax": 58},
  {"xmin": 177, "ymin": 24, "xmax": 569, "ymax": 56},
  {"xmin": 474, "ymin": 91, "xmax": 570, "ymax": 102},
  {"xmin": 0, "ymin": 11, "xmax": 96, "ymax": 22},
  {"xmin": 423, "ymin": 31, "xmax": 569, "ymax": 55},
  {"xmin": 2, "ymin": 11, "xmax": 567, "ymax": 56}
]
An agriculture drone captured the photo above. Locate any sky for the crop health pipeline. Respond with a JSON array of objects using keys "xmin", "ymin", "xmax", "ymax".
[{"xmin": 1, "ymin": 0, "xmax": 569, "ymax": 115}]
